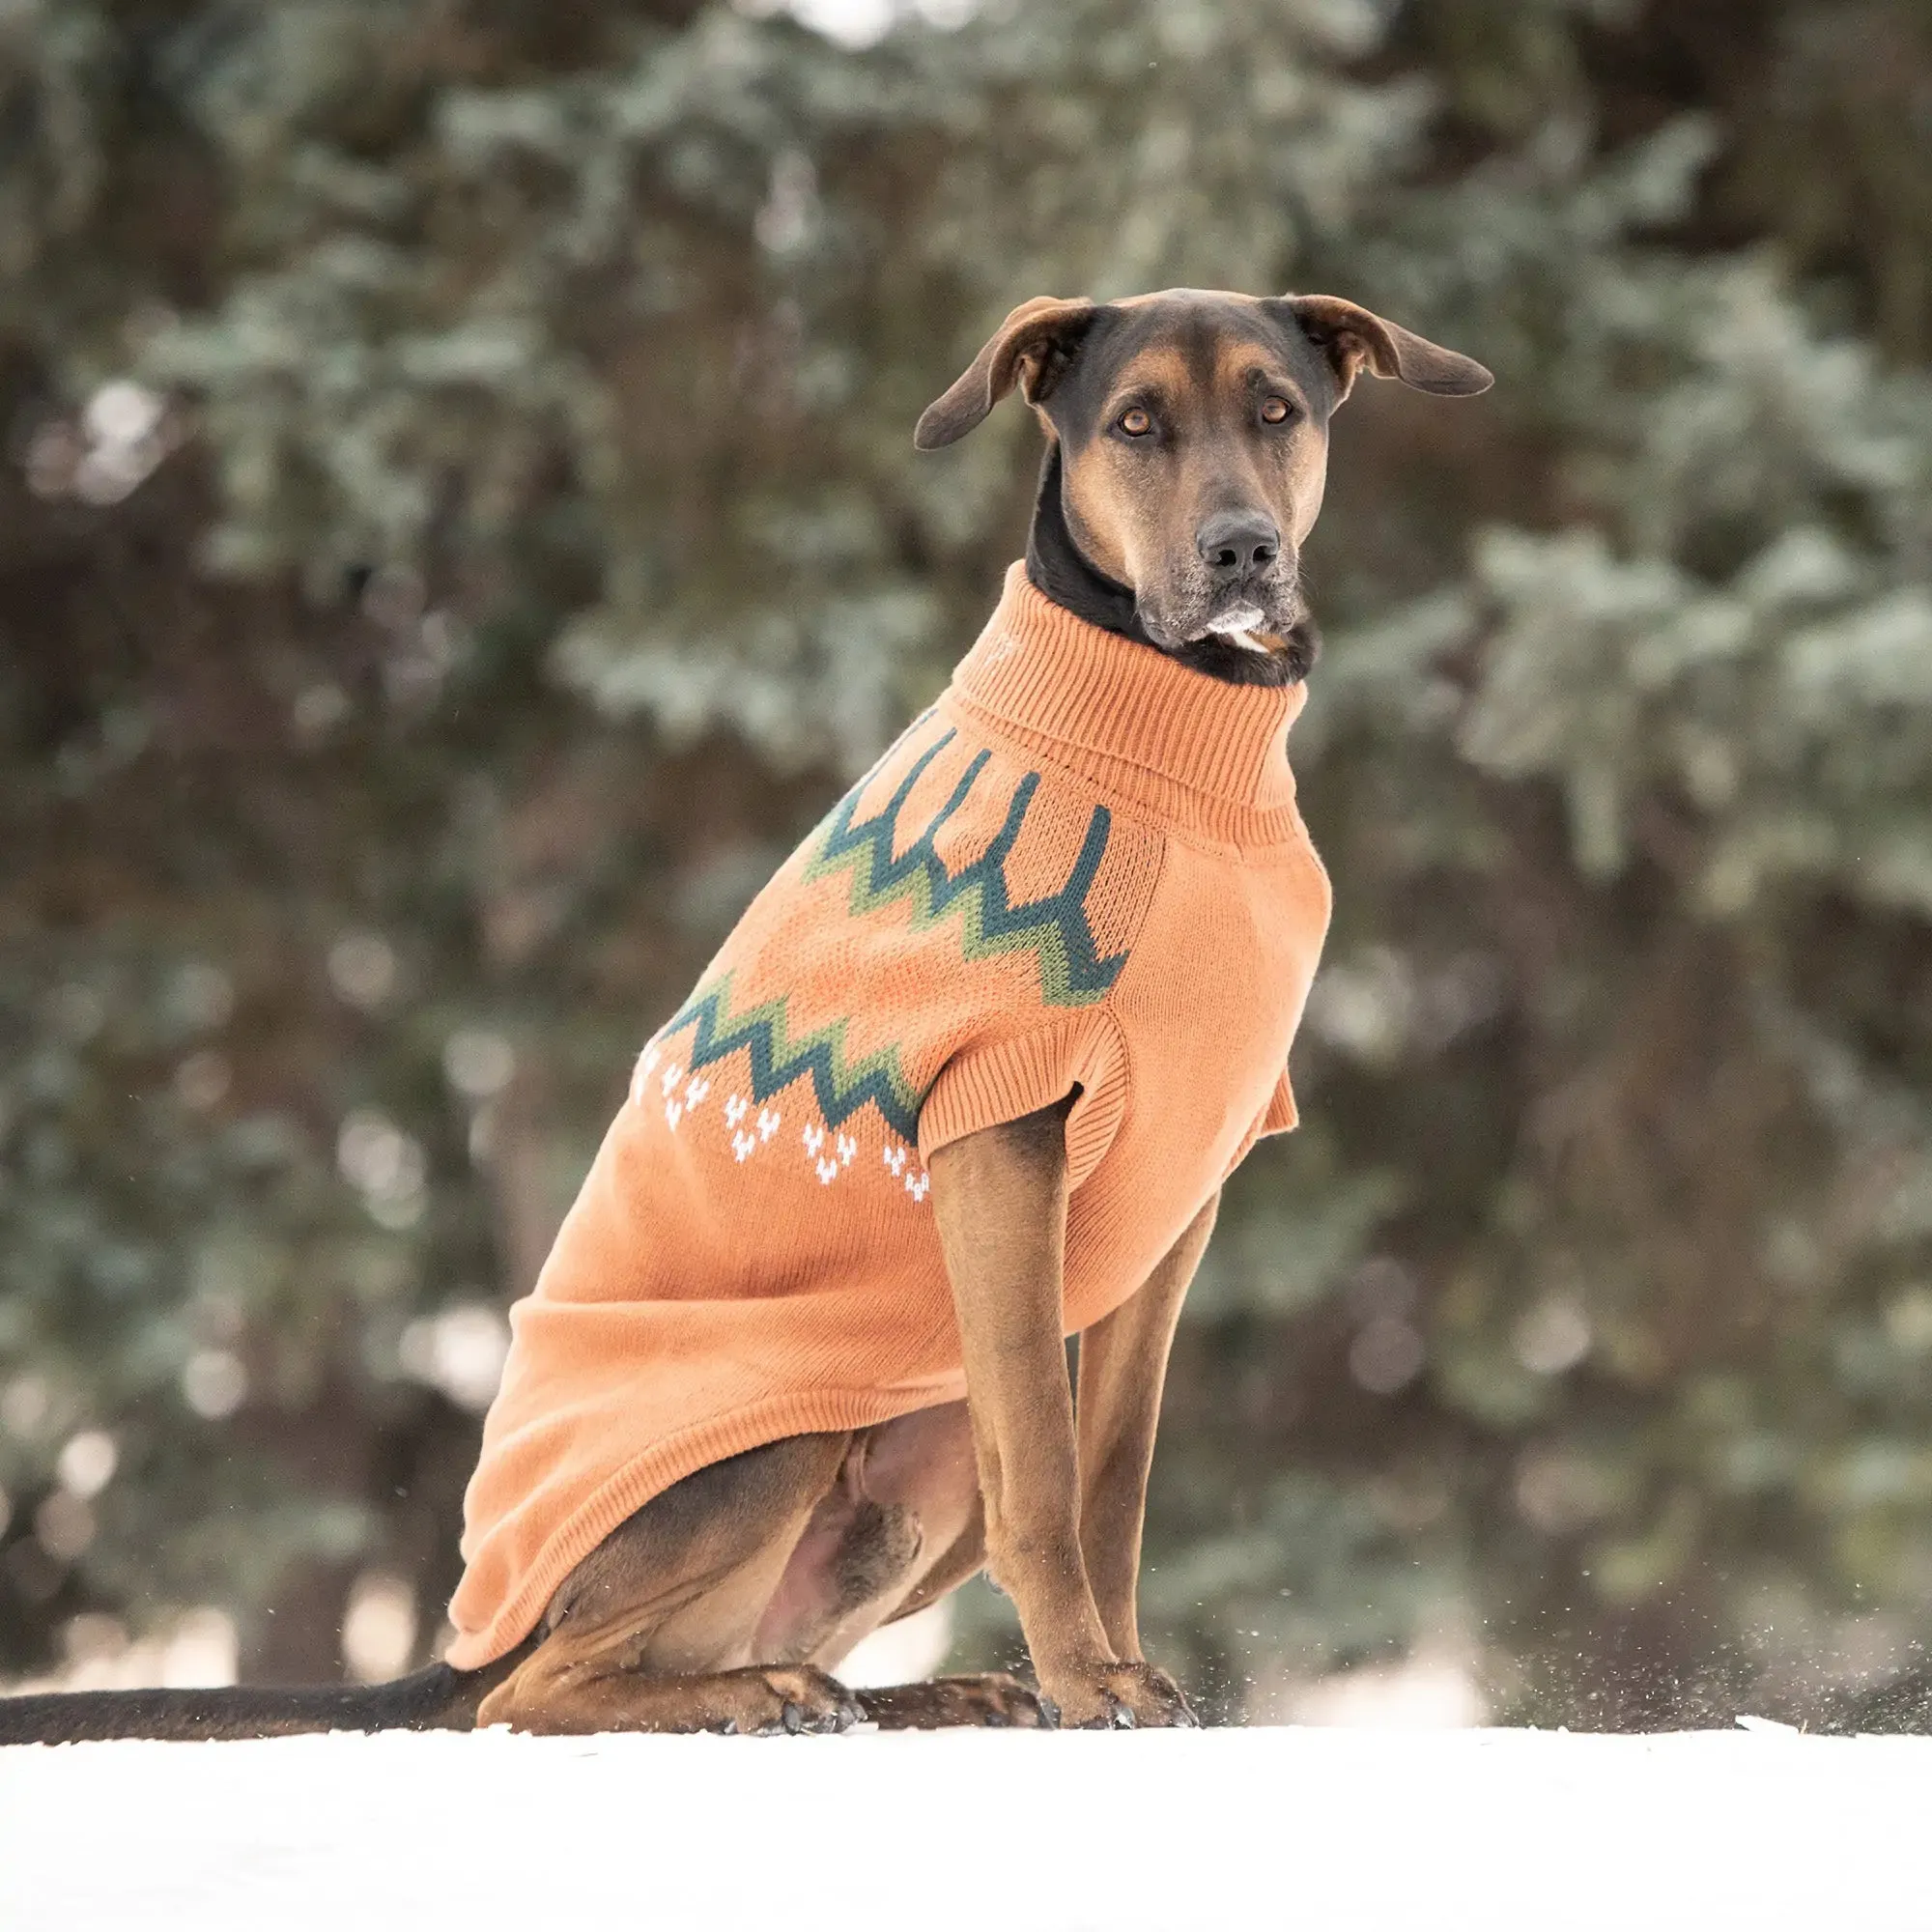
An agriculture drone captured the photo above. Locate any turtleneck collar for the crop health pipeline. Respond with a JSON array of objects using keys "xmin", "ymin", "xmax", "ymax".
[{"xmin": 939, "ymin": 562, "xmax": 1309, "ymax": 846}]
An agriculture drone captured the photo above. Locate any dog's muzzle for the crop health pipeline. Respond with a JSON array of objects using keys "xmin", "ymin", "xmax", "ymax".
[{"xmin": 1142, "ymin": 564, "xmax": 1305, "ymax": 653}]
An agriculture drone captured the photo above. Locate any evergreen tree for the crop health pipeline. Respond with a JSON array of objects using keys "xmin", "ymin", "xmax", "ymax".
[{"xmin": 3, "ymin": 0, "xmax": 1927, "ymax": 1724}]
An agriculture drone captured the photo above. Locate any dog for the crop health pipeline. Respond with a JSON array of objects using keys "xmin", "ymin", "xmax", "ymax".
[{"xmin": 0, "ymin": 290, "xmax": 1489, "ymax": 1747}]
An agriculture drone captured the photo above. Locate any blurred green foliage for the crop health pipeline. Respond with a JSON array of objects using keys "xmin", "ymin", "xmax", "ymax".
[{"xmin": 4, "ymin": 0, "xmax": 1931, "ymax": 1724}]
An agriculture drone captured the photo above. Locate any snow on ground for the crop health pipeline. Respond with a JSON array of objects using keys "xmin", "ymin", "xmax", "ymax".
[{"xmin": 6, "ymin": 1722, "xmax": 1932, "ymax": 1930}]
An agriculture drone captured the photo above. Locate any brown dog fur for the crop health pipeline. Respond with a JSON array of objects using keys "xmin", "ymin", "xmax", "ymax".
[{"xmin": 0, "ymin": 290, "xmax": 1488, "ymax": 1747}]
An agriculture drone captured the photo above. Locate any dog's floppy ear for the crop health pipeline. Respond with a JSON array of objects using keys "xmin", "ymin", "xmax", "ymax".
[
  {"xmin": 914, "ymin": 297, "xmax": 1097, "ymax": 449},
  {"xmin": 1277, "ymin": 295, "xmax": 1493, "ymax": 401}
]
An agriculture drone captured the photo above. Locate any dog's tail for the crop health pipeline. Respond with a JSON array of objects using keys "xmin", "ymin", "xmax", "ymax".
[{"xmin": 0, "ymin": 1661, "xmax": 499, "ymax": 1746}]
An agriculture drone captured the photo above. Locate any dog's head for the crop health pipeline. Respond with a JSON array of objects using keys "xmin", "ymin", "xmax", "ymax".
[{"xmin": 916, "ymin": 289, "xmax": 1492, "ymax": 680}]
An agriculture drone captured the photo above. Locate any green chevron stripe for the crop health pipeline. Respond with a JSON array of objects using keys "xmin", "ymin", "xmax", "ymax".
[
  {"xmin": 661, "ymin": 970, "xmax": 922, "ymax": 1139},
  {"xmin": 659, "ymin": 731, "xmax": 1129, "ymax": 1139},
  {"xmin": 802, "ymin": 729, "xmax": 1126, "ymax": 1009}
]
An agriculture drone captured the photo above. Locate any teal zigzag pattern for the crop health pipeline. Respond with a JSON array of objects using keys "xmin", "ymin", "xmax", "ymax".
[
  {"xmin": 658, "ymin": 731, "xmax": 1127, "ymax": 1138},
  {"xmin": 805, "ymin": 729, "xmax": 1125, "ymax": 1006},
  {"xmin": 658, "ymin": 971, "xmax": 922, "ymax": 1141}
]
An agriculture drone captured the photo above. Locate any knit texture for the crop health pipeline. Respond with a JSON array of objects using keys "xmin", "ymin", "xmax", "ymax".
[{"xmin": 444, "ymin": 563, "xmax": 1333, "ymax": 1668}]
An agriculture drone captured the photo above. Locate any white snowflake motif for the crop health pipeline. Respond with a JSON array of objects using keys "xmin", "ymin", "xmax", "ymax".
[
  {"xmin": 660, "ymin": 1061, "xmax": 683, "ymax": 1099},
  {"xmin": 799, "ymin": 1121, "xmax": 858, "ymax": 1185},
  {"xmin": 757, "ymin": 1107, "xmax": 781, "ymax": 1142},
  {"xmin": 880, "ymin": 1139, "xmax": 929, "ymax": 1204},
  {"xmin": 629, "ymin": 1042, "xmax": 663, "ymax": 1108},
  {"xmin": 724, "ymin": 1094, "xmax": 749, "ymax": 1128},
  {"xmin": 669, "ymin": 1070, "xmax": 709, "ymax": 1131},
  {"xmin": 732, "ymin": 1129, "xmax": 758, "ymax": 1162}
]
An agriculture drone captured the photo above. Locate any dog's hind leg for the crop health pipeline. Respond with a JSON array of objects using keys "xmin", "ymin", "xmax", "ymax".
[
  {"xmin": 481, "ymin": 1410, "xmax": 1043, "ymax": 1735},
  {"xmin": 476, "ymin": 1431, "xmax": 867, "ymax": 1735},
  {"xmin": 481, "ymin": 1647, "xmax": 865, "ymax": 1738}
]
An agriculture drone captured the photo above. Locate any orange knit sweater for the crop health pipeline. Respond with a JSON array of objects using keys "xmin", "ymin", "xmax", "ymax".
[{"xmin": 445, "ymin": 564, "xmax": 1332, "ymax": 1668}]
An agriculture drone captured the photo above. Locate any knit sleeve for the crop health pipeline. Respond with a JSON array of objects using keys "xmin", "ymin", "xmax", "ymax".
[{"xmin": 917, "ymin": 1008, "xmax": 1128, "ymax": 1191}]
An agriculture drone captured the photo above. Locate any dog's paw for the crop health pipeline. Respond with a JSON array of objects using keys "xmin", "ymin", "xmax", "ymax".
[
  {"xmin": 1037, "ymin": 1658, "xmax": 1198, "ymax": 1731},
  {"xmin": 854, "ymin": 1672, "xmax": 1048, "ymax": 1730},
  {"xmin": 703, "ymin": 1664, "xmax": 865, "ymax": 1738}
]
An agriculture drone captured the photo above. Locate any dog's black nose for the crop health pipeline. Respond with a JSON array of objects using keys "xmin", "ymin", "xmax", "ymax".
[{"xmin": 1196, "ymin": 510, "xmax": 1280, "ymax": 577}]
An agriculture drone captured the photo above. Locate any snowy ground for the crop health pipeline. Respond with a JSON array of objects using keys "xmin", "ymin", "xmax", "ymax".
[{"xmin": 6, "ymin": 1722, "xmax": 1932, "ymax": 1930}]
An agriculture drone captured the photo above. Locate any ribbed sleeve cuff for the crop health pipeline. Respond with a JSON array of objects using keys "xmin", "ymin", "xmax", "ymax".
[
  {"xmin": 1258, "ymin": 1065, "xmax": 1299, "ymax": 1137},
  {"xmin": 917, "ymin": 1010, "xmax": 1128, "ymax": 1189},
  {"xmin": 1221, "ymin": 1065, "xmax": 1299, "ymax": 1183}
]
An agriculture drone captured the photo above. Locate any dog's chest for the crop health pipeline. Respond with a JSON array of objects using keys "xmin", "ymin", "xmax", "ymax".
[{"xmin": 1117, "ymin": 831, "xmax": 1329, "ymax": 1157}]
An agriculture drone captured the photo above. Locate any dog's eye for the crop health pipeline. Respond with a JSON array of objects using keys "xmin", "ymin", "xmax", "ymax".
[
  {"xmin": 1116, "ymin": 407, "xmax": 1152, "ymax": 438},
  {"xmin": 1261, "ymin": 396, "xmax": 1293, "ymax": 425}
]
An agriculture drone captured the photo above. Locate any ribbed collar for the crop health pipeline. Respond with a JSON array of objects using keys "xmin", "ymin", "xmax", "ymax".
[{"xmin": 939, "ymin": 562, "xmax": 1308, "ymax": 845}]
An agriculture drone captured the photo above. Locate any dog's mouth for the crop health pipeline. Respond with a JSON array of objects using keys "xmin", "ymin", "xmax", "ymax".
[
  {"xmin": 1140, "ymin": 576, "xmax": 1306, "ymax": 654},
  {"xmin": 1185, "ymin": 602, "xmax": 1267, "ymax": 643},
  {"xmin": 1128, "ymin": 572, "xmax": 1315, "ymax": 686}
]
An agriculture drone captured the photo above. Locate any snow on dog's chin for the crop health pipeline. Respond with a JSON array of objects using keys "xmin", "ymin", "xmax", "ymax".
[{"xmin": 1188, "ymin": 605, "xmax": 1269, "ymax": 645}]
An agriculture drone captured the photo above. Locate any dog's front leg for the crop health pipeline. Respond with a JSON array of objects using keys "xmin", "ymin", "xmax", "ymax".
[
  {"xmin": 1072, "ymin": 1191, "xmax": 1219, "ymax": 1722},
  {"xmin": 929, "ymin": 1100, "xmax": 1186, "ymax": 1728}
]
